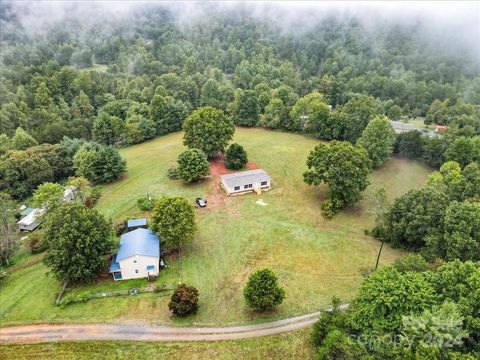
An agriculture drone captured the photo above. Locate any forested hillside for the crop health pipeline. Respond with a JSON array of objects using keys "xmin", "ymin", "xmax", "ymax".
[{"xmin": 1, "ymin": 3, "xmax": 479, "ymax": 145}]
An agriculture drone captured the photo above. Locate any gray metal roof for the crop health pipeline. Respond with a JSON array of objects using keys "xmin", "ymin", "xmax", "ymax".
[
  {"xmin": 390, "ymin": 121, "xmax": 438, "ymax": 138},
  {"xmin": 221, "ymin": 169, "xmax": 270, "ymax": 188}
]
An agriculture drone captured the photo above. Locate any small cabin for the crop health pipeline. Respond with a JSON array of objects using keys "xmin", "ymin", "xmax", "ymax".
[
  {"xmin": 220, "ymin": 169, "xmax": 271, "ymax": 196},
  {"xmin": 17, "ymin": 208, "xmax": 44, "ymax": 231}
]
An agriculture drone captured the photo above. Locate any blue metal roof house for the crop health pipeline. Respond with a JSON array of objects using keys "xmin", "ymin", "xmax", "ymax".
[{"xmin": 109, "ymin": 228, "xmax": 160, "ymax": 281}]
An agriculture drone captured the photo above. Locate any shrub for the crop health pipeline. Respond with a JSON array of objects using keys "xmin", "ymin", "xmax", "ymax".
[
  {"xmin": 311, "ymin": 297, "xmax": 350, "ymax": 347},
  {"xmin": 28, "ymin": 232, "xmax": 47, "ymax": 254},
  {"xmin": 137, "ymin": 196, "xmax": 154, "ymax": 211},
  {"xmin": 225, "ymin": 143, "xmax": 248, "ymax": 170},
  {"xmin": 168, "ymin": 283, "xmax": 199, "ymax": 316},
  {"xmin": 167, "ymin": 167, "xmax": 179, "ymax": 180},
  {"xmin": 114, "ymin": 221, "xmax": 127, "ymax": 236},
  {"xmin": 393, "ymin": 253, "xmax": 430, "ymax": 273},
  {"xmin": 315, "ymin": 329, "xmax": 367, "ymax": 360},
  {"xmin": 153, "ymin": 284, "xmax": 167, "ymax": 293},
  {"xmin": 244, "ymin": 268, "xmax": 285, "ymax": 311}
]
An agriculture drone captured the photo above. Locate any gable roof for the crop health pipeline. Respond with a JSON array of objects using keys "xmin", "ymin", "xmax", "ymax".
[
  {"xmin": 20, "ymin": 207, "xmax": 35, "ymax": 217},
  {"xmin": 127, "ymin": 218, "xmax": 147, "ymax": 228},
  {"xmin": 221, "ymin": 169, "xmax": 270, "ymax": 189},
  {"xmin": 116, "ymin": 228, "xmax": 160, "ymax": 261},
  {"xmin": 17, "ymin": 208, "xmax": 44, "ymax": 226}
]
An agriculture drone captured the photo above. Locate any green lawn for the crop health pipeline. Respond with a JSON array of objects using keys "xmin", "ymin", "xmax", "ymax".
[
  {"xmin": 0, "ymin": 128, "xmax": 431, "ymax": 326},
  {"xmin": 0, "ymin": 329, "xmax": 314, "ymax": 360},
  {"xmin": 76, "ymin": 64, "xmax": 109, "ymax": 73}
]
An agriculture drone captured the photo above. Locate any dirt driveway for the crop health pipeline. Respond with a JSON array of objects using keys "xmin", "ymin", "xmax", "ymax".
[{"xmin": 0, "ymin": 306, "xmax": 348, "ymax": 343}]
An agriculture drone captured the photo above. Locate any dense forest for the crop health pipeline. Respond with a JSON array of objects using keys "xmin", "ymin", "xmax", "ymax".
[{"xmin": 1, "ymin": 3, "xmax": 479, "ymax": 199}]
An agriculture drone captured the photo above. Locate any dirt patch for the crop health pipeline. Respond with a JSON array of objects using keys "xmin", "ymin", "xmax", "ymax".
[{"xmin": 206, "ymin": 155, "xmax": 259, "ymax": 210}]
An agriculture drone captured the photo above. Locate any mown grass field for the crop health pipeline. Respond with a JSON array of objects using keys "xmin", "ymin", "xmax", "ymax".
[
  {"xmin": 0, "ymin": 329, "xmax": 313, "ymax": 360},
  {"xmin": 0, "ymin": 128, "xmax": 431, "ymax": 326}
]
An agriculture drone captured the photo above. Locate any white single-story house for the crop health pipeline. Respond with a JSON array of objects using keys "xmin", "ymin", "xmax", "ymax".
[
  {"xmin": 17, "ymin": 208, "xmax": 44, "ymax": 231},
  {"xmin": 109, "ymin": 228, "xmax": 160, "ymax": 281},
  {"xmin": 220, "ymin": 169, "xmax": 271, "ymax": 196}
]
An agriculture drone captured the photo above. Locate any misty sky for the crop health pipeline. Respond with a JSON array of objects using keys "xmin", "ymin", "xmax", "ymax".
[{"xmin": 4, "ymin": 1, "xmax": 480, "ymax": 56}]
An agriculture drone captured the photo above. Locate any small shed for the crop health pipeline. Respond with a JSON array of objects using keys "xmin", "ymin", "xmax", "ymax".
[
  {"xmin": 109, "ymin": 228, "xmax": 160, "ymax": 281},
  {"xmin": 17, "ymin": 208, "xmax": 44, "ymax": 231},
  {"xmin": 127, "ymin": 218, "xmax": 148, "ymax": 229},
  {"xmin": 220, "ymin": 169, "xmax": 271, "ymax": 196}
]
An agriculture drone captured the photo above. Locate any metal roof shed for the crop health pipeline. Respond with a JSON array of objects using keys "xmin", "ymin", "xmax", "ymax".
[{"xmin": 127, "ymin": 218, "xmax": 148, "ymax": 229}]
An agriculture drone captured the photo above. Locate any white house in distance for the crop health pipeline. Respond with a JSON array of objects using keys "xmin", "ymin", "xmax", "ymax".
[
  {"xmin": 220, "ymin": 169, "xmax": 271, "ymax": 196},
  {"xmin": 109, "ymin": 228, "xmax": 160, "ymax": 281},
  {"xmin": 17, "ymin": 208, "xmax": 45, "ymax": 231},
  {"xmin": 63, "ymin": 186, "xmax": 76, "ymax": 202}
]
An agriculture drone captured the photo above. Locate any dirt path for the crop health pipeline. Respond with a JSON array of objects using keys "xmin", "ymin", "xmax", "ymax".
[{"xmin": 0, "ymin": 305, "xmax": 348, "ymax": 343}]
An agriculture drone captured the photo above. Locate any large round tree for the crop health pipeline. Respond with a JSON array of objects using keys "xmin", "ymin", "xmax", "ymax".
[
  {"xmin": 151, "ymin": 196, "xmax": 197, "ymax": 251},
  {"xmin": 303, "ymin": 141, "xmax": 372, "ymax": 218},
  {"xmin": 177, "ymin": 148, "xmax": 210, "ymax": 183},
  {"xmin": 43, "ymin": 202, "xmax": 115, "ymax": 283},
  {"xmin": 182, "ymin": 106, "xmax": 235, "ymax": 159}
]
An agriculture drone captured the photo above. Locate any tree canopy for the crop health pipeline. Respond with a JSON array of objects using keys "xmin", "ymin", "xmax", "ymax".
[
  {"xmin": 304, "ymin": 141, "xmax": 372, "ymax": 217},
  {"xmin": 357, "ymin": 116, "xmax": 395, "ymax": 168},
  {"xmin": 43, "ymin": 202, "xmax": 115, "ymax": 283},
  {"xmin": 151, "ymin": 196, "xmax": 197, "ymax": 251},
  {"xmin": 176, "ymin": 148, "xmax": 210, "ymax": 183},
  {"xmin": 183, "ymin": 107, "xmax": 235, "ymax": 159}
]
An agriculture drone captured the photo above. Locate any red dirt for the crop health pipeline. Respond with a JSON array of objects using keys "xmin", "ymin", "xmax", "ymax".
[{"xmin": 205, "ymin": 155, "xmax": 259, "ymax": 210}]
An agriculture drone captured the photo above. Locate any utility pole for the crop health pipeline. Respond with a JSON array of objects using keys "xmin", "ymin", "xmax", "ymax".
[
  {"xmin": 178, "ymin": 241, "xmax": 183, "ymax": 285},
  {"xmin": 375, "ymin": 241, "xmax": 384, "ymax": 271}
]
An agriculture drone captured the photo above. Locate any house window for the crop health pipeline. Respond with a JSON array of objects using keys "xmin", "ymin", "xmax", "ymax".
[
  {"xmin": 261, "ymin": 181, "xmax": 268, "ymax": 186},
  {"xmin": 133, "ymin": 260, "xmax": 137, "ymax": 264},
  {"xmin": 234, "ymin": 186, "xmax": 240, "ymax": 191},
  {"xmin": 244, "ymin": 184, "xmax": 252, "ymax": 189},
  {"xmin": 135, "ymin": 269, "xmax": 139, "ymax": 274}
]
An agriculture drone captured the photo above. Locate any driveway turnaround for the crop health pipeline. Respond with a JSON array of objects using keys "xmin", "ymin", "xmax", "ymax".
[{"xmin": 0, "ymin": 306, "xmax": 348, "ymax": 344}]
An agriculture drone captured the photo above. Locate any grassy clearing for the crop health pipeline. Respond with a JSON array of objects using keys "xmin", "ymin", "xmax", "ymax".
[
  {"xmin": 0, "ymin": 329, "xmax": 314, "ymax": 360},
  {"xmin": 76, "ymin": 64, "xmax": 109, "ymax": 73},
  {"xmin": 0, "ymin": 128, "xmax": 431, "ymax": 326}
]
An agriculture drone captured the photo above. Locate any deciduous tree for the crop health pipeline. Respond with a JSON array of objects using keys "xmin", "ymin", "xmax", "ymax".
[
  {"xmin": 183, "ymin": 107, "xmax": 234, "ymax": 158},
  {"xmin": 151, "ymin": 196, "xmax": 197, "ymax": 251},
  {"xmin": 176, "ymin": 149, "xmax": 210, "ymax": 183},
  {"xmin": 357, "ymin": 116, "xmax": 395, "ymax": 168},
  {"xmin": 304, "ymin": 141, "xmax": 372, "ymax": 217},
  {"xmin": 43, "ymin": 202, "xmax": 115, "ymax": 282},
  {"xmin": 168, "ymin": 283, "xmax": 199, "ymax": 316}
]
